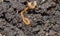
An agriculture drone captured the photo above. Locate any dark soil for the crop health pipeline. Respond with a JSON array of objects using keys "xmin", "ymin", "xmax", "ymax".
[{"xmin": 0, "ymin": 0, "xmax": 60, "ymax": 36}]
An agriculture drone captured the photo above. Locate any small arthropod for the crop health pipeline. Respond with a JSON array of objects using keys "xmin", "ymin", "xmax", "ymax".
[{"xmin": 21, "ymin": 1, "xmax": 37, "ymax": 25}]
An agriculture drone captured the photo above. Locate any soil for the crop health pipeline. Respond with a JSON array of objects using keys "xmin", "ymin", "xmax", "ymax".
[{"xmin": 0, "ymin": 0, "xmax": 60, "ymax": 36}]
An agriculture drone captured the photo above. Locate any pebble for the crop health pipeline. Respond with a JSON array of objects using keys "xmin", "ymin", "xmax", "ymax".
[{"xmin": 0, "ymin": 0, "xmax": 3, "ymax": 3}]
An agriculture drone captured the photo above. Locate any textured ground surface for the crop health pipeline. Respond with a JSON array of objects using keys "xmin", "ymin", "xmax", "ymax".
[{"xmin": 0, "ymin": 0, "xmax": 60, "ymax": 36}]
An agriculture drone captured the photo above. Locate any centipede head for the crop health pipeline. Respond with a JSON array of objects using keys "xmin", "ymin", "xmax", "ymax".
[{"xmin": 27, "ymin": 1, "xmax": 37, "ymax": 9}]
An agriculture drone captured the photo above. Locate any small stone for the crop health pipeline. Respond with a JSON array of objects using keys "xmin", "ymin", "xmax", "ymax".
[
  {"xmin": 0, "ymin": 34, "xmax": 2, "ymax": 36},
  {"xmin": 0, "ymin": 0, "xmax": 3, "ymax": 3}
]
